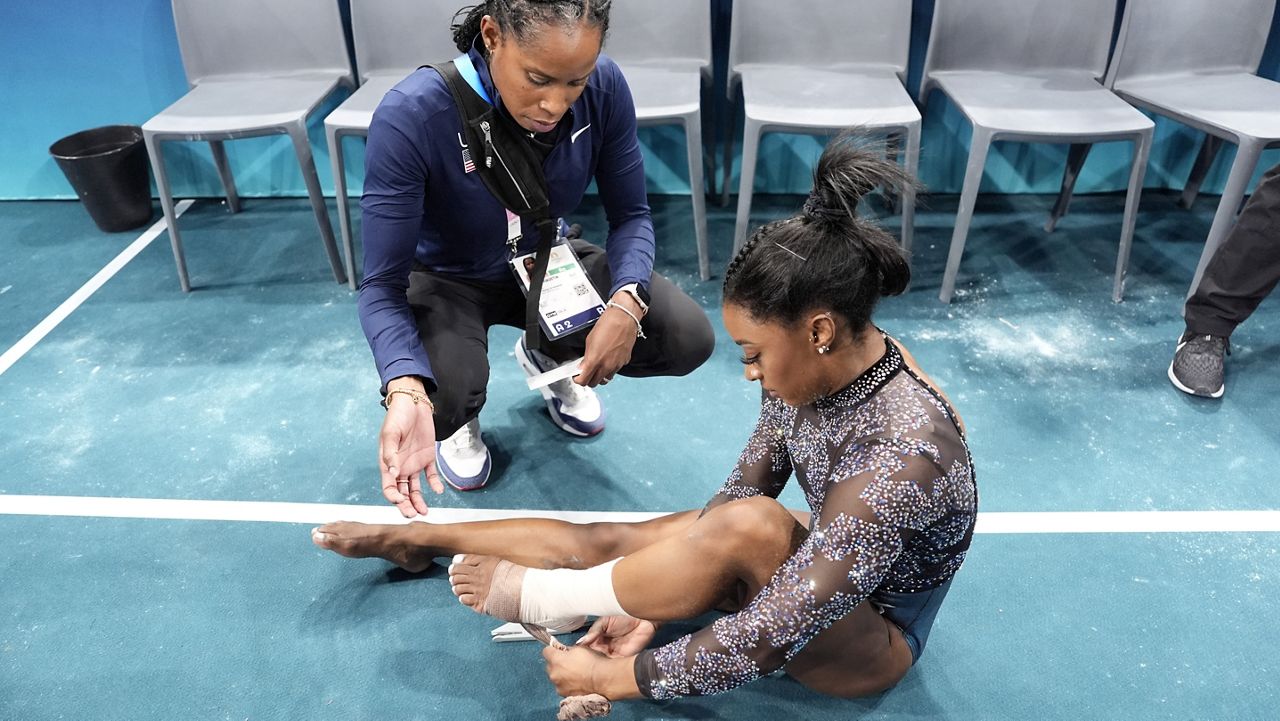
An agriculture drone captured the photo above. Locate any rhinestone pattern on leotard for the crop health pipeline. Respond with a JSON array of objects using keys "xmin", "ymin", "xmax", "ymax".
[{"xmin": 641, "ymin": 339, "xmax": 977, "ymax": 699}]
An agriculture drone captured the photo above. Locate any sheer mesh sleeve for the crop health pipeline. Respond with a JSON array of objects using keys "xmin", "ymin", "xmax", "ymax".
[
  {"xmin": 635, "ymin": 443, "xmax": 954, "ymax": 699},
  {"xmin": 701, "ymin": 396, "xmax": 795, "ymax": 514}
]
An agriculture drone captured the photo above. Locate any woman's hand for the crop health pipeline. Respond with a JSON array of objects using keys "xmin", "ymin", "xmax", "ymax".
[
  {"xmin": 378, "ymin": 377, "xmax": 443, "ymax": 517},
  {"xmin": 576, "ymin": 292, "xmax": 643, "ymax": 387},
  {"xmin": 542, "ymin": 645, "xmax": 642, "ymax": 700},
  {"xmin": 575, "ymin": 615, "xmax": 657, "ymax": 658}
]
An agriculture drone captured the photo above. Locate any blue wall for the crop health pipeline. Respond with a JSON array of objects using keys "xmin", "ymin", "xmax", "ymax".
[{"xmin": 4, "ymin": 0, "xmax": 1279, "ymax": 200}]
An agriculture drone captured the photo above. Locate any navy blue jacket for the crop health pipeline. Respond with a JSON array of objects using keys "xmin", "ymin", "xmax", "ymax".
[{"xmin": 357, "ymin": 46, "xmax": 655, "ymax": 391}]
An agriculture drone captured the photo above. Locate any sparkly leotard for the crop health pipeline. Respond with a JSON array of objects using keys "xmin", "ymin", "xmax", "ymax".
[{"xmin": 633, "ymin": 339, "xmax": 977, "ymax": 699}]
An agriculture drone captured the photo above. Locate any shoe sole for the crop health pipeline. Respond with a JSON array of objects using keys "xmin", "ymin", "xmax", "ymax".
[
  {"xmin": 515, "ymin": 339, "xmax": 605, "ymax": 437},
  {"xmin": 1167, "ymin": 359, "xmax": 1224, "ymax": 398},
  {"xmin": 435, "ymin": 442, "xmax": 492, "ymax": 491}
]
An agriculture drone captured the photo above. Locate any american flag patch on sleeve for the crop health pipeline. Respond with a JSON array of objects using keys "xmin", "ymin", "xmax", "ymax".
[{"xmin": 462, "ymin": 148, "xmax": 476, "ymax": 173}]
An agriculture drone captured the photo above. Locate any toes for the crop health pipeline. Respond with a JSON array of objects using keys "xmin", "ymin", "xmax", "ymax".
[
  {"xmin": 447, "ymin": 555, "xmax": 481, "ymax": 581},
  {"xmin": 312, "ymin": 521, "xmax": 356, "ymax": 548},
  {"xmin": 316, "ymin": 521, "xmax": 351, "ymax": 535}
]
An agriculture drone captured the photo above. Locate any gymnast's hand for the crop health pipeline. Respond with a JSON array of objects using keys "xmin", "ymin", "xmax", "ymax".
[
  {"xmin": 378, "ymin": 377, "xmax": 443, "ymax": 517},
  {"xmin": 543, "ymin": 644, "xmax": 642, "ymax": 701},
  {"xmin": 543, "ymin": 643, "xmax": 602, "ymax": 697},
  {"xmin": 575, "ymin": 615, "xmax": 656, "ymax": 658},
  {"xmin": 575, "ymin": 292, "xmax": 642, "ymax": 387}
]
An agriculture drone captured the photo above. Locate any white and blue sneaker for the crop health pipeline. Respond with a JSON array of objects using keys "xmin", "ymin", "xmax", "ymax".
[
  {"xmin": 515, "ymin": 335, "xmax": 606, "ymax": 437},
  {"xmin": 435, "ymin": 418, "xmax": 492, "ymax": 491}
]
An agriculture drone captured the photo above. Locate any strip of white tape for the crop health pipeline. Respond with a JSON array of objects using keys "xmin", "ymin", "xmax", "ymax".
[
  {"xmin": 524, "ymin": 358, "xmax": 583, "ymax": 390},
  {"xmin": 1, "ymin": 495, "xmax": 1279, "ymax": 533},
  {"xmin": 0, "ymin": 199, "xmax": 195, "ymax": 377}
]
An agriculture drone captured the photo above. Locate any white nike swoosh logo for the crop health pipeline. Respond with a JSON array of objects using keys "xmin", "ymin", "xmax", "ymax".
[{"xmin": 571, "ymin": 124, "xmax": 591, "ymax": 143}]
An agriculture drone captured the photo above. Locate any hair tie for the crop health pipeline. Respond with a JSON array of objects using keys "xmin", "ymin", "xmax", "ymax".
[{"xmin": 802, "ymin": 190, "xmax": 846, "ymax": 223}]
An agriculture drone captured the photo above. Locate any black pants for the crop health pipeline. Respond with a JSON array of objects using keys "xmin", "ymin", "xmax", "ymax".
[
  {"xmin": 407, "ymin": 240, "xmax": 715, "ymax": 438},
  {"xmin": 1184, "ymin": 162, "xmax": 1280, "ymax": 338}
]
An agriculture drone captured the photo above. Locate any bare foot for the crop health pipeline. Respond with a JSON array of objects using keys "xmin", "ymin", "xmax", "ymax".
[
  {"xmin": 448, "ymin": 554, "xmax": 525, "ymax": 621},
  {"xmin": 311, "ymin": 521, "xmax": 434, "ymax": 573}
]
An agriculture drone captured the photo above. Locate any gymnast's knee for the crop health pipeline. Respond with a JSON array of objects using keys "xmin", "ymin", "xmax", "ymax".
[{"xmin": 700, "ymin": 496, "xmax": 798, "ymax": 551}]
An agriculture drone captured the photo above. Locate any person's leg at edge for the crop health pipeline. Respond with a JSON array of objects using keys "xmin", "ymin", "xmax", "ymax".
[
  {"xmin": 1173, "ymin": 163, "xmax": 1280, "ymax": 396},
  {"xmin": 1184, "ymin": 161, "xmax": 1280, "ymax": 338}
]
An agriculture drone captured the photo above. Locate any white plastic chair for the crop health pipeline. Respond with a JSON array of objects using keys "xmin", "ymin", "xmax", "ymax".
[
  {"xmin": 326, "ymin": 0, "xmax": 460, "ymax": 290},
  {"xmin": 606, "ymin": 0, "xmax": 713, "ymax": 280},
  {"xmin": 920, "ymin": 0, "xmax": 1154, "ymax": 303},
  {"xmin": 1104, "ymin": 0, "xmax": 1280, "ymax": 301},
  {"xmin": 725, "ymin": 0, "xmax": 921, "ymax": 257},
  {"xmin": 142, "ymin": 0, "xmax": 354, "ymax": 292}
]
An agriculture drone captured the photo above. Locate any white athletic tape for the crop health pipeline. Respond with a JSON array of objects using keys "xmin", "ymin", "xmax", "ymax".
[{"xmin": 525, "ymin": 359, "xmax": 583, "ymax": 390}]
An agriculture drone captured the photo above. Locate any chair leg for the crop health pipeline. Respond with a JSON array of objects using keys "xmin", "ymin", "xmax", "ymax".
[
  {"xmin": 327, "ymin": 124, "xmax": 358, "ymax": 290},
  {"xmin": 901, "ymin": 123, "xmax": 921, "ymax": 259},
  {"xmin": 940, "ymin": 128, "xmax": 992, "ymax": 303},
  {"xmin": 684, "ymin": 114, "xmax": 711, "ymax": 281},
  {"xmin": 144, "ymin": 134, "xmax": 191, "ymax": 292},
  {"xmin": 700, "ymin": 82, "xmax": 717, "ymax": 200},
  {"xmin": 1113, "ymin": 132, "xmax": 1151, "ymax": 302},
  {"xmin": 1186, "ymin": 140, "xmax": 1264, "ymax": 302},
  {"xmin": 289, "ymin": 123, "xmax": 347, "ymax": 286},
  {"xmin": 883, "ymin": 134, "xmax": 902, "ymax": 215},
  {"xmin": 1046, "ymin": 143, "xmax": 1092, "ymax": 232},
  {"xmin": 720, "ymin": 93, "xmax": 737, "ymax": 208},
  {"xmin": 732, "ymin": 117, "xmax": 762, "ymax": 254},
  {"xmin": 209, "ymin": 140, "xmax": 241, "ymax": 214},
  {"xmin": 1179, "ymin": 135, "xmax": 1225, "ymax": 209}
]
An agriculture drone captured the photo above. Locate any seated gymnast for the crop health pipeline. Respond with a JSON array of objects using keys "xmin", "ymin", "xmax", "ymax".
[{"xmin": 313, "ymin": 134, "xmax": 978, "ymax": 705}]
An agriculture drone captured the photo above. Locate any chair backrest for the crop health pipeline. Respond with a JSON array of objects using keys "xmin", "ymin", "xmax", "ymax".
[
  {"xmin": 605, "ymin": 0, "xmax": 711, "ymax": 74},
  {"xmin": 352, "ymin": 0, "xmax": 462, "ymax": 80},
  {"xmin": 172, "ymin": 0, "xmax": 353, "ymax": 85},
  {"xmin": 920, "ymin": 0, "xmax": 1117, "ymax": 99},
  {"xmin": 1105, "ymin": 0, "xmax": 1276, "ymax": 87},
  {"xmin": 727, "ymin": 0, "xmax": 912, "ymax": 93}
]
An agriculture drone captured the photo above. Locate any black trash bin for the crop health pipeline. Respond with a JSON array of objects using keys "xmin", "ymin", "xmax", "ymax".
[{"xmin": 49, "ymin": 125, "xmax": 154, "ymax": 233}]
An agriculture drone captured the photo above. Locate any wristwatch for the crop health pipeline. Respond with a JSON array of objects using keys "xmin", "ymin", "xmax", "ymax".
[{"xmin": 617, "ymin": 282, "xmax": 650, "ymax": 316}]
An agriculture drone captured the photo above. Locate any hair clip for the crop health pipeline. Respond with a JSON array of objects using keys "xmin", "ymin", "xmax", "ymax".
[{"xmin": 775, "ymin": 242, "xmax": 808, "ymax": 262}]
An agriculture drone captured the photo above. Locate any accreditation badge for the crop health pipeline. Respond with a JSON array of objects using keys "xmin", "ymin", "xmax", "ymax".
[{"xmin": 510, "ymin": 240, "xmax": 606, "ymax": 341}]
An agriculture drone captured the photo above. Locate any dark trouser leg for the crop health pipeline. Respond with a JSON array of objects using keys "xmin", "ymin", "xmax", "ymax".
[
  {"xmin": 538, "ymin": 240, "xmax": 715, "ymax": 376},
  {"xmin": 407, "ymin": 270, "xmax": 523, "ymax": 439},
  {"xmin": 1184, "ymin": 162, "xmax": 1280, "ymax": 338}
]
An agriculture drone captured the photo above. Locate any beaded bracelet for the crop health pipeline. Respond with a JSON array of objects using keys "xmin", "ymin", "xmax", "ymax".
[
  {"xmin": 606, "ymin": 301, "xmax": 646, "ymax": 339},
  {"xmin": 381, "ymin": 387, "xmax": 435, "ymax": 411}
]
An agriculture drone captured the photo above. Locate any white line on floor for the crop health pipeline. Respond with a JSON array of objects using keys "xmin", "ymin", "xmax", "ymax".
[
  {"xmin": 1, "ymin": 495, "xmax": 1278, "ymax": 533},
  {"xmin": 0, "ymin": 199, "xmax": 194, "ymax": 377}
]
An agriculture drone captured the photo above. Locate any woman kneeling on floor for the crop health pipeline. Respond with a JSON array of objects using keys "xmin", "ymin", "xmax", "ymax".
[{"xmin": 313, "ymin": 133, "xmax": 978, "ymax": 705}]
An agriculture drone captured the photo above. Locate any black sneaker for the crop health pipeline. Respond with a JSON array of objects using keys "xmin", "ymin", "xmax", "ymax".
[{"xmin": 1168, "ymin": 333, "xmax": 1229, "ymax": 398}]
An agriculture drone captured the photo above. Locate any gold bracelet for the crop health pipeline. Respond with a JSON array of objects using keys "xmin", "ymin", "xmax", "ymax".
[{"xmin": 382, "ymin": 387, "xmax": 435, "ymax": 412}]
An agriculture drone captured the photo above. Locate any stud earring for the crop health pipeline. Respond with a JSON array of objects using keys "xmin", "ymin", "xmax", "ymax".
[{"xmin": 817, "ymin": 345, "xmax": 830, "ymax": 355}]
